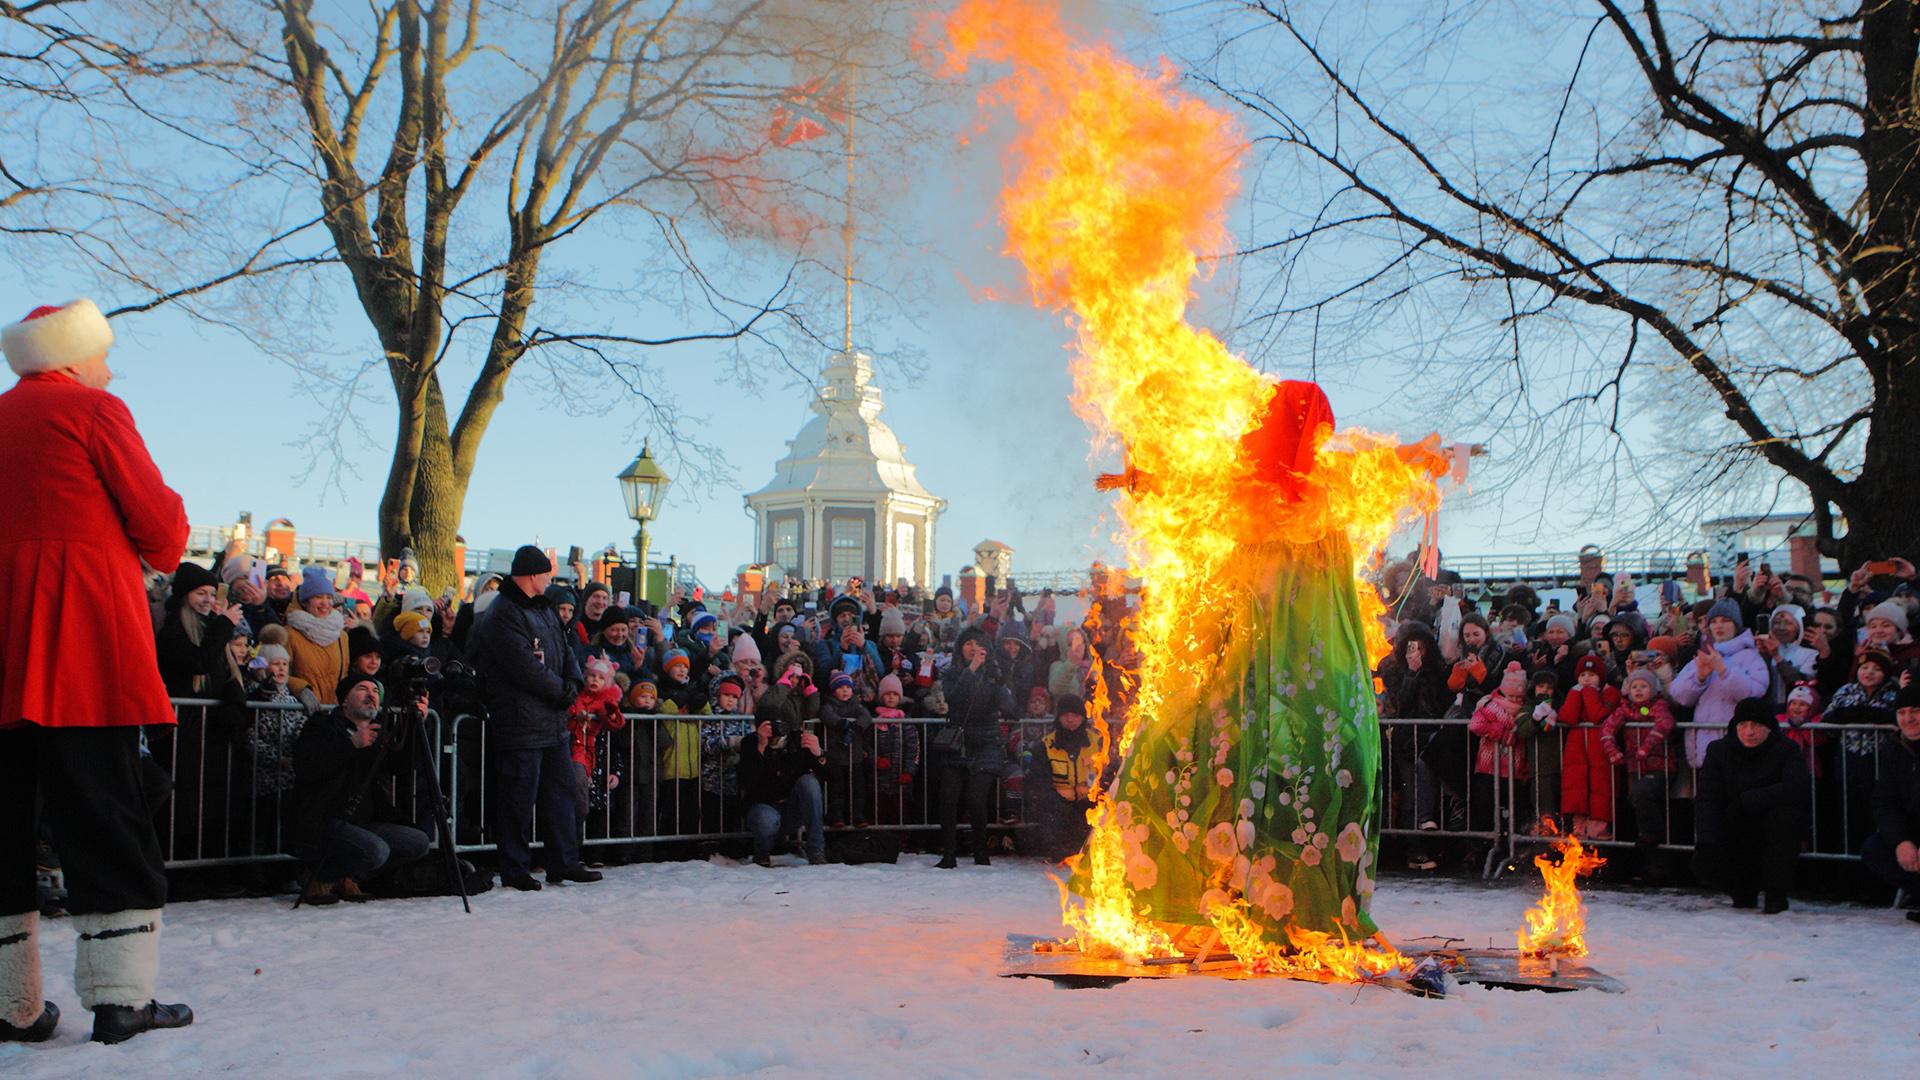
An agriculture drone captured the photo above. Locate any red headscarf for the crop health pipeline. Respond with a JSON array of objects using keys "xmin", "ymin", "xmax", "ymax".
[{"xmin": 1240, "ymin": 380, "xmax": 1334, "ymax": 501}]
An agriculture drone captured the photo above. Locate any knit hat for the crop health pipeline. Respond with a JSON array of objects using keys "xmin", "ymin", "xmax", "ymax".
[
  {"xmin": 878, "ymin": 673, "xmax": 904, "ymax": 697},
  {"xmin": 347, "ymin": 625, "xmax": 380, "ymax": 659},
  {"xmin": 580, "ymin": 582, "xmax": 609, "ymax": 603},
  {"xmin": 1574, "ymin": 653, "xmax": 1607, "ymax": 680},
  {"xmin": 545, "ymin": 584, "xmax": 578, "ymax": 609},
  {"xmin": 935, "ymin": 585, "xmax": 953, "ymax": 600},
  {"xmin": 689, "ymin": 610, "xmax": 718, "ymax": 632},
  {"xmin": 1731, "ymin": 696, "xmax": 1777, "ymax": 731},
  {"xmin": 509, "ymin": 545, "xmax": 552, "ymax": 577},
  {"xmin": 399, "ymin": 547, "xmax": 419, "ymax": 576},
  {"xmin": 582, "ymin": 655, "xmax": 616, "ymax": 681},
  {"xmin": 879, "ymin": 608, "xmax": 908, "ymax": 638},
  {"xmin": 171, "ymin": 561, "xmax": 218, "ymax": 600},
  {"xmin": 828, "ymin": 594, "xmax": 863, "ymax": 620},
  {"xmin": 1894, "ymin": 682, "xmax": 1920, "ymax": 712},
  {"xmin": 401, "ymin": 587, "xmax": 435, "ymax": 615},
  {"xmin": 1545, "ymin": 614, "xmax": 1576, "ymax": 637},
  {"xmin": 1786, "ymin": 683, "xmax": 1820, "ymax": 709},
  {"xmin": 219, "ymin": 553, "xmax": 255, "ymax": 586},
  {"xmin": 1769, "ymin": 604, "xmax": 1806, "ymax": 636},
  {"xmin": 1621, "ymin": 669, "xmax": 1662, "ymax": 699},
  {"xmin": 256, "ymin": 643, "xmax": 289, "ymax": 664},
  {"xmin": 394, "ymin": 610, "xmax": 431, "ymax": 639},
  {"xmin": 1865, "ymin": 600, "xmax": 1909, "ymax": 636},
  {"xmin": 335, "ymin": 672, "xmax": 383, "ymax": 703},
  {"xmin": 1705, "ymin": 598, "xmax": 1744, "ymax": 630},
  {"xmin": 732, "ymin": 633, "xmax": 762, "ymax": 664},
  {"xmin": 1529, "ymin": 669, "xmax": 1559, "ymax": 693},
  {"xmin": 828, "ymin": 670, "xmax": 854, "ymax": 691},
  {"xmin": 1587, "ymin": 614, "xmax": 1611, "ymax": 634},
  {"xmin": 1498, "ymin": 661, "xmax": 1527, "ymax": 697},
  {"xmin": 265, "ymin": 564, "xmax": 292, "ymax": 582},
  {"xmin": 1855, "ymin": 648, "xmax": 1894, "ymax": 678},
  {"xmin": 662, "ymin": 649, "xmax": 690, "ymax": 673},
  {"xmin": 714, "ymin": 671, "xmax": 746, "ymax": 695},
  {"xmin": 2, "ymin": 299, "xmax": 113, "ymax": 376},
  {"xmin": 1055, "ymin": 693, "xmax": 1086, "ymax": 718},
  {"xmin": 257, "ymin": 623, "xmax": 288, "ymax": 648},
  {"xmin": 297, "ymin": 565, "xmax": 335, "ymax": 602},
  {"xmin": 1646, "ymin": 635, "xmax": 1679, "ymax": 659}
]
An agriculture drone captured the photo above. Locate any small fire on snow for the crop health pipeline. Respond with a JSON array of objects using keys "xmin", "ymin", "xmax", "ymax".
[{"xmin": 1518, "ymin": 823, "xmax": 1606, "ymax": 958}]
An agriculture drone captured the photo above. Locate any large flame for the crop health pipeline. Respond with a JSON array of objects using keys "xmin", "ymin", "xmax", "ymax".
[
  {"xmin": 939, "ymin": 0, "xmax": 1442, "ymax": 980},
  {"xmin": 1518, "ymin": 827, "xmax": 1606, "ymax": 957}
]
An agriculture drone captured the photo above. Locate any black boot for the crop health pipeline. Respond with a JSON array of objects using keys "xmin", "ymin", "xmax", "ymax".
[
  {"xmin": 934, "ymin": 855, "xmax": 958, "ymax": 869},
  {"xmin": 548, "ymin": 865, "xmax": 603, "ymax": 885},
  {"xmin": 502, "ymin": 873, "xmax": 542, "ymax": 892},
  {"xmin": 91, "ymin": 1001, "xmax": 193, "ymax": 1044},
  {"xmin": 1763, "ymin": 894, "xmax": 1789, "ymax": 914},
  {"xmin": 0, "ymin": 1000, "xmax": 57, "ymax": 1043}
]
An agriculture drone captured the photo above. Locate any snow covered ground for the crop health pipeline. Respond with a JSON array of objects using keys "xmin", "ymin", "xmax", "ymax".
[{"xmin": 3, "ymin": 857, "xmax": 1912, "ymax": 1078}]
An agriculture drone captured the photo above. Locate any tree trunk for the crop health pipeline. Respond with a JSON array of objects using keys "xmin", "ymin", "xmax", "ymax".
[{"xmin": 404, "ymin": 382, "xmax": 467, "ymax": 595}]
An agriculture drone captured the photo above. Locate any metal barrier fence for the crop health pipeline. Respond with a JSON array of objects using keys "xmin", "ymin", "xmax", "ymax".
[
  {"xmin": 153, "ymin": 704, "xmax": 1898, "ymax": 880},
  {"xmin": 1378, "ymin": 716, "xmax": 1896, "ymax": 879},
  {"xmin": 153, "ymin": 701, "xmax": 1062, "ymax": 869}
]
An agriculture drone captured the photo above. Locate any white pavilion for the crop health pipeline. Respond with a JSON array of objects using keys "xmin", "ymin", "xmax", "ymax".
[{"xmin": 744, "ymin": 348, "xmax": 945, "ymax": 586}]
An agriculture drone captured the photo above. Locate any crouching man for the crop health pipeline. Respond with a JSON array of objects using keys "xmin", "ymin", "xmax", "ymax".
[
  {"xmin": 290, "ymin": 674, "xmax": 432, "ymax": 905},
  {"xmin": 739, "ymin": 701, "xmax": 828, "ymax": 867}
]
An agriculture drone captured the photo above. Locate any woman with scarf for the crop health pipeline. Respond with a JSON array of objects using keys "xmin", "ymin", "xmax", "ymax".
[{"xmin": 285, "ymin": 567, "xmax": 353, "ymax": 707}]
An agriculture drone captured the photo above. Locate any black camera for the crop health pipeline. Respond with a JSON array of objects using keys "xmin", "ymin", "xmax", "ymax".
[{"xmin": 390, "ymin": 655, "xmax": 482, "ymax": 700}]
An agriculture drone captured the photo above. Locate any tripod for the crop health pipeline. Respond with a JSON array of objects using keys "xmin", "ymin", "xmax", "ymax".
[{"xmin": 293, "ymin": 703, "xmax": 471, "ymax": 913}]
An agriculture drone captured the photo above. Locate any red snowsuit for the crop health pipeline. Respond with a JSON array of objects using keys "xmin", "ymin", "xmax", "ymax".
[
  {"xmin": 1559, "ymin": 682, "xmax": 1622, "ymax": 822},
  {"xmin": 1599, "ymin": 698, "xmax": 1676, "ymax": 776},
  {"xmin": 0, "ymin": 372, "xmax": 187, "ymax": 729},
  {"xmin": 567, "ymin": 683, "xmax": 627, "ymax": 779}
]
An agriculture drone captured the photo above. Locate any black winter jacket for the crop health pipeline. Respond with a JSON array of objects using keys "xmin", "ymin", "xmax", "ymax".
[
  {"xmin": 1695, "ymin": 729, "xmax": 1810, "ymax": 845},
  {"xmin": 736, "ymin": 726, "xmax": 824, "ymax": 807},
  {"xmin": 1872, "ymin": 735, "xmax": 1920, "ymax": 848},
  {"xmin": 941, "ymin": 628, "xmax": 1018, "ymax": 774},
  {"xmin": 469, "ymin": 578, "xmax": 581, "ymax": 751},
  {"xmin": 289, "ymin": 707, "xmax": 413, "ymax": 852}
]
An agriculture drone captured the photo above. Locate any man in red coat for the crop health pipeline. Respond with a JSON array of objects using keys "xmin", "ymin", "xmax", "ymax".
[{"xmin": 0, "ymin": 299, "xmax": 196, "ymax": 1045}]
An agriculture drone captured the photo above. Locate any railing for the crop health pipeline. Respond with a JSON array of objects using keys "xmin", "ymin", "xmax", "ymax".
[{"xmin": 150, "ymin": 699, "xmax": 1057, "ymax": 870}]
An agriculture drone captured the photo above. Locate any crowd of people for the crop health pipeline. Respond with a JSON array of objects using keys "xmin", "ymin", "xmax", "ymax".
[
  {"xmin": 1373, "ymin": 558, "xmax": 1920, "ymax": 917},
  {"xmin": 107, "ymin": 538, "xmax": 1920, "ymax": 924}
]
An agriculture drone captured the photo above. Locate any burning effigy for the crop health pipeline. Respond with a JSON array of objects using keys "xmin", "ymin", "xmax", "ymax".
[{"xmin": 942, "ymin": 1, "xmax": 1617, "ymax": 994}]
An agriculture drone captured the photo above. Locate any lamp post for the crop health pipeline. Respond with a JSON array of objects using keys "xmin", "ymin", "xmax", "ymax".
[{"xmin": 617, "ymin": 441, "xmax": 672, "ymax": 605}]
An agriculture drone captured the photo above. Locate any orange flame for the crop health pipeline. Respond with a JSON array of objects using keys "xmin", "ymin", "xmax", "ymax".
[
  {"xmin": 1518, "ymin": 826, "xmax": 1606, "ymax": 957},
  {"xmin": 939, "ymin": 0, "xmax": 1440, "ymax": 978}
]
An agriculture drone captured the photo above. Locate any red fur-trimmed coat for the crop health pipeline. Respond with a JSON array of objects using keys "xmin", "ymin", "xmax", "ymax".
[
  {"xmin": 0, "ymin": 372, "xmax": 187, "ymax": 729},
  {"xmin": 567, "ymin": 683, "xmax": 627, "ymax": 778},
  {"xmin": 1600, "ymin": 698, "xmax": 1677, "ymax": 775}
]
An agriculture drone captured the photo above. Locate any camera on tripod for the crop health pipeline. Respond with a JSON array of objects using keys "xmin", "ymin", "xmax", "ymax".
[{"xmin": 389, "ymin": 655, "xmax": 482, "ymax": 704}]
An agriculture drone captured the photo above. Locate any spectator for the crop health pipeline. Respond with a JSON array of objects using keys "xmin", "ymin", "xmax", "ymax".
[
  {"xmin": 1825, "ymin": 648, "xmax": 1898, "ymax": 849},
  {"xmin": 1528, "ymin": 613, "xmax": 1579, "ymax": 688},
  {"xmin": 468, "ymin": 545, "xmax": 597, "ymax": 892},
  {"xmin": 262, "ymin": 564, "xmax": 296, "ymax": 622},
  {"xmin": 1467, "ymin": 661, "xmax": 1531, "ymax": 833},
  {"xmin": 1515, "ymin": 669, "xmax": 1561, "ymax": 833},
  {"xmin": 1048, "ymin": 626, "xmax": 1094, "ymax": 700},
  {"xmin": 1692, "ymin": 698, "xmax": 1810, "ymax": 914},
  {"xmin": 936, "ymin": 627, "xmax": 1017, "ymax": 868},
  {"xmin": 996, "ymin": 621, "xmax": 1043, "ymax": 702},
  {"xmin": 1601, "ymin": 669, "xmax": 1678, "ymax": 866},
  {"xmin": 1804, "ymin": 606, "xmax": 1853, "ymax": 698},
  {"xmin": 1559, "ymin": 654, "xmax": 1622, "ymax": 840},
  {"xmin": 346, "ymin": 626, "xmax": 382, "ymax": 680},
  {"xmin": 676, "ymin": 609, "xmax": 726, "ymax": 683},
  {"xmin": 221, "ymin": 553, "xmax": 280, "ymax": 633},
  {"xmin": 1778, "ymin": 683, "xmax": 1825, "ymax": 781},
  {"xmin": 286, "ymin": 567, "xmax": 354, "ymax": 707},
  {"xmin": 737, "ymin": 699, "xmax": 828, "ymax": 867},
  {"xmin": 154, "ymin": 562, "xmax": 244, "ymax": 697},
  {"xmin": 1756, "ymin": 605, "xmax": 1817, "ymax": 694},
  {"xmin": 1860, "ymin": 600, "xmax": 1919, "ymax": 667},
  {"xmin": 914, "ymin": 586, "xmax": 964, "ymax": 657},
  {"xmin": 246, "ymin": 641, "xmax": 311, "ymax": 799},
  {"xmin": 574, "ymin": 583, "xmax": 614, "ymax": 646},
  {"xmin": 566, "ymin": 656, "xmax": 626, "ymax": 822},
  {"xmin": 1668, "ymin": 598, "xmax": 1768, "ymax": 771},
  {"xmin": 1376, "ymin": 621, "xmax": 1450, "ymax": 866},
  {"xmin": 730, "ymin": 634, "xmax": 766, "ymax": 715},
  {"xmin": 1027, "ymin": 693, "xmax": 1104, "ymax": 860},
  {"xmin": 289, "ymin": 674, "xmax": 431, "ymax": 905},
  {"xmin": 1446, "ymin": 612, "xmax": 1509, "ymax": 713},
  {"xmin": 1861, "ymin": 683, "xmax": 1920, "ymax": 922},
  {"xmin": 875, "ymin": 608, "xmax": 921, "ymax": 701},
  {"xmin": 872, "ymin": 672, "xmax": 923, "ymax": 825},
  {"xmin": 821, "ymin": 670, "xmax": 874, "ymax": 828}
]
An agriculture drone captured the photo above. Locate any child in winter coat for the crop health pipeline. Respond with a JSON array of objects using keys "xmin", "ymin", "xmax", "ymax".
[
  {"xmin": 1468, "ymin": 662, "xmax": 1533, "ymax": 832},
  {"xmin": 1513, "ymin": 669, "xmax": 1561, "ymax": 833},
  {"xmin": 1778, "ymin": 682, "xmax": 1825, "ymax": 778},
  {"xmin": 1601, "ymin": 668, "xmax": 1676, "ymax": 850},
  {"xmin": 821, "ymin": 670, "xmax": 875, "ymax": 826},
  {"xmin": 568, "ymin": 656, "xmax": 628, "ymax": 819},
  {"xmin": 1559, "ymin": 653, "xmax": 1623, "ymax": 839},
  {"xmin": 247, "ymin": 641, "xmax": 314, "ymax": 797},
  {"xmin": 869, "ymin": 674, "xmax": 924, "ymax": 824}
]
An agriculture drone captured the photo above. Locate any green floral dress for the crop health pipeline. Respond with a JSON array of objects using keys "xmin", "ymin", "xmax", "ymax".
[{"xmin": 1102, "ymin": 530, "xmax": 1382, "ymax": 941}]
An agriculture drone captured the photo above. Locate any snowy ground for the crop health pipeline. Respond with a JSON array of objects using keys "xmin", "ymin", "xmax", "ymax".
[{"xmin": 3, "ymin": 857, "xmax": 1913, "ymax": 1078}]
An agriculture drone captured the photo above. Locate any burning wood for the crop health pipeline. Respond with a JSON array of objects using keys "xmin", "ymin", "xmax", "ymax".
[{"xmin": 1518, "ymin": 827, "xmax": 1606, "ymax": 958}]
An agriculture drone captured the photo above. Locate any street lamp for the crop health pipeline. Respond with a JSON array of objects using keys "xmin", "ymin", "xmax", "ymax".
[{"xmin": 617, "ymin": 441, "xmax": 671, "ymax": 604}]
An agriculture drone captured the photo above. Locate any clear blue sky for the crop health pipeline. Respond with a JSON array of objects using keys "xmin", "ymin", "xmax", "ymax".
[{"xmin": 0, "ymin": 2, "xmax": 1725, "ymax": 585}]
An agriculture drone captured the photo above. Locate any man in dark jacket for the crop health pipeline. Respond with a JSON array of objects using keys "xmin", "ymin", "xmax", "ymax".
[
  {"xmin": 737, "ymin": 699, "xmax": 827, "ymax": 866},
  {"xmin": 470, "ymin": 545, "xmax": 597, "ymax": 891},
  {"xmin": 935, "ymin": 627, "xmax": 1018, "ymax": 868},
  {"xmin": 1863, "ymin": 683, "xmax": 1920, "ymax": 922},
  {"xmin": 1692, "ymin": 697, "xmax": 1811, "ymax": 914},
  {"xmin": 290, "ymin": 674, "xmax": 431, "ymax": 904}
]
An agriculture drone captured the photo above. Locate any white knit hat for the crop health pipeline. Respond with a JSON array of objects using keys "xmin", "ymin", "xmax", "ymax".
[
  {"xmin": 2, "ymin": 299, "xmax": 114, "ymax": 376},
  {"xmin": 1866, "ymin": 599, "xmax": 1909, "ymax": 636}
]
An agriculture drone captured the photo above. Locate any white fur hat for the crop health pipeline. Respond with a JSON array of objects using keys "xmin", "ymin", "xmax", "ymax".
[{"xmin": 2, "ymin": 299, "xmax": 114, "ymax": 376}]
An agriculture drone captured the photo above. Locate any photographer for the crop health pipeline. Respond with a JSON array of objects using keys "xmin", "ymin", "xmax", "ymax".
[
  {"xmin": 290, "ymin": 674, "xmax": 431, "ymax": 905},
  {"xmin": 469, "ymin": 545, "xmax": 598, "ymax": 891},
  {"xmin": 737, "ymin": 695, "xmax": 827, "ymax": 867}
]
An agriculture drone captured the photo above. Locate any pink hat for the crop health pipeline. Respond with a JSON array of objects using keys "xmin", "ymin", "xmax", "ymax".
[
  {"xmin": 878, "ymin": 673, "xmax": 904, "ymax": 697},
  {"xmin": 3, "ymin": 299, "xmax": 113, "ymax": 376},
  {"xmin": 583, "ymin": 655, "xmax": 617, "ymax": 680},
  {"xmin": 1499, "ymin": 661, "xmax": 1527, "ymax": 697}
]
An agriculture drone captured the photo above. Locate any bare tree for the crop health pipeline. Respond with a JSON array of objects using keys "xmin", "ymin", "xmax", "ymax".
[{"xmin": 1188, "ymin": 0, "xmax": 1916, "ymax": 564}]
